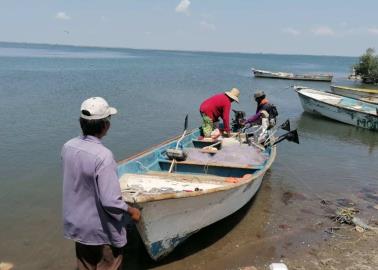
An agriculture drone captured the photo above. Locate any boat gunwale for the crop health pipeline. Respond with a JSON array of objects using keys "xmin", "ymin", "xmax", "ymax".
[
  {"xmin": 331, "ymin": 85, "xmax": 378, "ymax": 94},
  {"xmin": 297, "ymin": 88, "xmax": 378, "ymax": 116},
  {"xmin": 118, "ymin": 131, "xmax": 277, "ymax": 204},
  {"xmin": 326, "ymin": 91, "xmax": 378, "ymax": 105}
]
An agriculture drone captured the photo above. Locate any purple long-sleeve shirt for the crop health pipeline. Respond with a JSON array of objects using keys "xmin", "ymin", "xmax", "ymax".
[
  {"xmin": 245, "ymin": 99, "xmax": 270, "ymax": 125},
  {"xmin": 62, "ymin": 135, "xmax": 129, "ymax": 247},
  {"xmin": 245, "ymin": 111, "xmax": 261, "ymax": 124}
]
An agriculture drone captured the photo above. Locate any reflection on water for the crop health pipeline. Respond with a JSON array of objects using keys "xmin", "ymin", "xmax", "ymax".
[{"xmin": 297, "ymin": 112, "xmax": 378, "ymax": 152}]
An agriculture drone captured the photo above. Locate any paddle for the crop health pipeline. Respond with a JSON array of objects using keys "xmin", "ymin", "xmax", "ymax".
[{"xmin": 168, "ymin": 114, "xmax": 188, "ymax": 173}]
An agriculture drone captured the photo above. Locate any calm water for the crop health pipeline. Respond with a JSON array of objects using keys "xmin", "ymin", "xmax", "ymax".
[{"xmin": 0, "ymin": 42, "xmax": 377, "ymax": 269}]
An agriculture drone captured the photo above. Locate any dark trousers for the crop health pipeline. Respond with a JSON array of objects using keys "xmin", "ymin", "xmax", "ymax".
[{"xmin": 75, "ymin": 242, "xmax": 124, "ymax": 270}]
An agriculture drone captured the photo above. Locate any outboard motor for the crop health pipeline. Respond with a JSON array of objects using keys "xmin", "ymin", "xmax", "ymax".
[{"xmin": 231, "ymin": 109, "xmax": 246, "ymax": 132}]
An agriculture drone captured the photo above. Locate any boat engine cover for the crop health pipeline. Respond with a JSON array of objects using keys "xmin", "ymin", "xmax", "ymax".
[{"xmin": 166, "ymin": 149, "xmax": 187, "ymax": 161}]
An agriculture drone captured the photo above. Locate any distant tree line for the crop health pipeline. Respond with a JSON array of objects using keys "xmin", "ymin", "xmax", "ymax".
[{"xmin": 354, "ymin": 48, "xmax": 378, "ymax": 84}]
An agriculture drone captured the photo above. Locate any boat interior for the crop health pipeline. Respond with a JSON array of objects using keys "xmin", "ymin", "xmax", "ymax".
[
  {"xmin": 118, "ymin": 130, "xmax": 272, "ymax": 200},
  {"xmin": 300, "ymin": 88, "xmax": 378, "ymax": 114}
]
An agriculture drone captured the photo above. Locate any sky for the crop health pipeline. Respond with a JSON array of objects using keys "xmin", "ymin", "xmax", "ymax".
[{"xmin": 0, "ymin": 0, "xmax": 377, "ymax": 56}]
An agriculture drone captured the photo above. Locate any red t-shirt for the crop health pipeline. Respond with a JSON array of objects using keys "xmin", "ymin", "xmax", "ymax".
[{"xmin": 200, "ymin": 93, "xmax": 231, "ymax": 132}]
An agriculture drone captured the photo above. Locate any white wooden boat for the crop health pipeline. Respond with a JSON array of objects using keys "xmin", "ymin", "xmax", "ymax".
[
  {"xmin": 295, "ymin": 87, "xmax": 378, "ymax": 131},
  {"xmin": 330, "ymin": 85, "xmax": 378, "ymax": 105},
  {"xmin": 252, "ymin": 68, "xmax": 333, "ymax": 82},
  {"xmin": 117, "ymin": 131, "xmax": 276, "ymax": 260}
]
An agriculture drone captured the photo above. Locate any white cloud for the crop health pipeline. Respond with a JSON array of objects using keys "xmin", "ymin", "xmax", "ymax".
[
  {"xmin": 55, "ymin": 12, "xmax": 71, "ymax": 20},
  {"xmin": 175, "ymin": 0, "xmax": 191, "ymax": 15},
  {"xmin": 368, "ymin": 27, "xmax": 378, "ymax": 35},
  {"xmin": 282, "ymin": 27, "xmax": 300, "ymax": 36},
  {"xmin": 200, "ymin": 21, "xmax": 216, "ymax": 31},
  {"xmin": 312, "ymin": 26, "xmax": 335, "ymax": 36}
]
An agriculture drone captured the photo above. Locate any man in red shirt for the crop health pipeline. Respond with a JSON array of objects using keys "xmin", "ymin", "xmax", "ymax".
[{"xmin": 199, "ymin": 88, "xmax": 240, "ymax": 137}]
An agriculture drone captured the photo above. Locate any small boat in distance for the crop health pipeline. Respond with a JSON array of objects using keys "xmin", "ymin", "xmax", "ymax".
[
  {"xmin": 118, "ymin": 130, "xmax": 277, "ymax": 260},
  {"xmin": 295, "ymin": 86, "xmax": 378, "ymax": 131},
  {"xmin": 330, "ymin": 85, "xmax": 378, "ymax": 105},
  {"xmin": 252, "ymin": 68, "xmax": 333, "ymax": 82}
]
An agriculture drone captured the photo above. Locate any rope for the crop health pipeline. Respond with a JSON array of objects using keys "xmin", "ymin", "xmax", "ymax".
[{"xmin": 204, "ymin": 162, "xmax": 209, "ymax": 174}]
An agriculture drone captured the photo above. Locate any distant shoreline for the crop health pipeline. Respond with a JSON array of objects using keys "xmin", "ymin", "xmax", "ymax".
[{"xmin": 0, "ymin": 40, "xmax": 357, "ymax": 59}]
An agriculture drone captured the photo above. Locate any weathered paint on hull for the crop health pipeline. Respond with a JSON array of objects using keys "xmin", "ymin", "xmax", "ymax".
[
  {"xmin": 298, "ymin": 93, "xmax": 378, "ymax": 131},
  {"xmin": 253, "ymin": 71, "xmax": 332, "ymax": 82},
  {"xmin": 118, "ymin": 129, "xmax": 277, "ymax": 260},
  {"xmin": 135, "ymin": 171, "xmax": 267, "ymax": 260}
]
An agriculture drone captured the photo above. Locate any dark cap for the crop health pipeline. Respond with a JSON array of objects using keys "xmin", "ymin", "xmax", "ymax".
[{"xmin": 254, "ymin": 91, "xmax": 265, "ymax": 99}]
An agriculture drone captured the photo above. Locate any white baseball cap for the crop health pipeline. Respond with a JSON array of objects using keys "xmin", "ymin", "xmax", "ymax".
[{"xmin": 80, "ymin": 97, "xmax": 118, "ymax": 120}]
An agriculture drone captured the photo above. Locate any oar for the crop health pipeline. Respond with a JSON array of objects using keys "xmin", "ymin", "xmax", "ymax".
[
  {"xmin": 168, "ymin": 159, "xmax": 176, "ymax": 173},
  {"xmin": 176, "ymin": 114, "xmax": 188, "ymax": 149},
  {"xmin": 168, "ymin": 114, "xmax": 188, "ymax": 173}
]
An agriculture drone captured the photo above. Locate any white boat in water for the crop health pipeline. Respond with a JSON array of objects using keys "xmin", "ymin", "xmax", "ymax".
[
  {"xmin": 330, "ymin": 85, "xmax": 378, "ymax": 105},
  {"xmin": 252, "ymin": 68, "xmax": 333, "ymax": 82},
  {"xmin": 117, "ymin": 130, "xmax": 277, "ymax": 260},
  {"xmin": 295, "ymin": 86, "xmax": 378, "ymax": 131}
]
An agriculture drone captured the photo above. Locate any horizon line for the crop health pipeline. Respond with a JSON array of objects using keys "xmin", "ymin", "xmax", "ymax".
[{"xmin": 0, "ymin": 40, "xmax": 358, "ymax": 58}]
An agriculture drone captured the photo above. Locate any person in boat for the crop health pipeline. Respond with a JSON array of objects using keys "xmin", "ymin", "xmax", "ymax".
[
  {"xmin": 199, "ymin": 88, "xmax": 240, "ymax": 138},
  {"xmin": 244, "ymin": 91, "xmax": 278, "ymax": 128},
  {"xmin": 61, "ymin": 97, "xmax": 141, "ymax": 270}
]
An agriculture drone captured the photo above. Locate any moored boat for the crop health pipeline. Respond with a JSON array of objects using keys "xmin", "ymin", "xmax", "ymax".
[
  {"xmin": 330, "ymin": 85, "xmax": 378, "ymax": 105},
  {"xmin": 295, "ymin": 86, "xmax": 378, "ymax": 130},
  {"xmin": 252, "ymin": 68, "xmax": 333, "ymax": 82},
  {"xmin": 117, "ymin": 130, "xmax": 277, "ymax": 260}
]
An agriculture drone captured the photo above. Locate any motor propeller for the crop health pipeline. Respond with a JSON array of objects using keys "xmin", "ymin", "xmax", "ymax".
[{"xmin": 273, "ymin": 129, "xmax": 300, "ymax": 145}]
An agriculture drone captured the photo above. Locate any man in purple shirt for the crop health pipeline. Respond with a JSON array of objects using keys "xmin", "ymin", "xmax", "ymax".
[
  {"xmin": 244, "ymin": 91, "xmax": 277, "ymax": 128},
  {"xmin": 62, "ymin": 97, "xmax": 140, "ymax": 270}
]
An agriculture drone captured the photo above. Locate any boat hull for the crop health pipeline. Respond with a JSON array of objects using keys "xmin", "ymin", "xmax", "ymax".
[
  {"xmin": 252, "ymin": 69, "xmax": 332, "ymax": 82},
  {"xmin": 330, "ymin": 85, "xmax": 378, "ymax": 104},
  {"xmin": 134, "ymin": 171, "xmax": 267, "ymax": 260},
  {"xmin": 118, "ymin": 130, "xmax": 277, "ymax": 260},
  {"xmin": 297, "ymin": 90, "xmax": 378, "ymax": 130}
]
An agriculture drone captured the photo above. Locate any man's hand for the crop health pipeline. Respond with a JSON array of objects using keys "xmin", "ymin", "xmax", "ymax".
[{"xmin": 127, "ymin": 206, "xmax": 141, "ymax": 222}]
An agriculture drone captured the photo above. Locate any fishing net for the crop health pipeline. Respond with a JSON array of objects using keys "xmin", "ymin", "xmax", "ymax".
[{"xmin": 185, "ymin": 141, "xmax": 268, "ymax": 167}]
